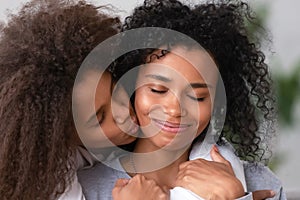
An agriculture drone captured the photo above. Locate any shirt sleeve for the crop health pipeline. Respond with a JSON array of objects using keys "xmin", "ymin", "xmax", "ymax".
[
  {"xmin": 236, "ymin": 192, "xmax": 253, "ymax": 200},
  {"xmin": 58, "ymin": 174, "xmax": 86, "ymax": 200},
  {"xmin": 170, "ymin": 187, "xmax": 253, "ymax": 200},
  {"xmin": 170, "ymin": 187, "xmax": 205, "ymax": 200},
  {"xmin": 244, "ymin": 162, "xmax": 287, "ymax": 200}
]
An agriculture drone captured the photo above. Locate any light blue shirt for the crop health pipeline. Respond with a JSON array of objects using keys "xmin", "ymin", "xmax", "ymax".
[{"xmin": 78, "ymin": 144, "xmax": 286, "ymax": 200}]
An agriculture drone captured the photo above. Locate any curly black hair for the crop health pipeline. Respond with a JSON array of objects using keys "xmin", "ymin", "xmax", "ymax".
[
  {"xmin": 112, "ymin": 0, "xmax": 276, "ymax": 163},
  {"xmin": 0, "ymin": 0, "xmax": 120, "ymax": 199}
]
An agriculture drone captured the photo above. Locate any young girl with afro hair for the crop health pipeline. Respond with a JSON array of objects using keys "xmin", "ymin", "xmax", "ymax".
[{"xmin": 0, "ymin": 0, "xmax": 168, "ymax": 199}]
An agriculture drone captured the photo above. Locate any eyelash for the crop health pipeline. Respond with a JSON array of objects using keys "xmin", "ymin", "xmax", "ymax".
[
  {"xmin": 97, "ymin": 112, "xmax": 105, "ymax": 125},
  {"xmin": 150, "ymin": 88, "xmax": 167, "ymax": 94},
  {"xmin": 187, "ymin": 95, "xmax": 205, "ymax": 102},
  {"xmin": 151, "ymin": 87, "xmax": 206, "ymax": 102}
]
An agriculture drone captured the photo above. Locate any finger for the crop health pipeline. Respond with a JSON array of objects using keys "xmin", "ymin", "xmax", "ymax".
[
  {"xmin": 114, "ymin": 178, "xmax": 130, "ymax": 187},
  {"xmin": 210, "ymin": 145, "xmax": 235, "ymax": 174},
  {"xmin": 210, "ymin": 145, "xmax": 226, "ymax": 163},
  {"xmin": 178, "ymin": 160, "xmax": 191, "ymax": 170},
  {"xmin": 129, "ymin": 174, "xmax": 147, "ymax": 185},
  {"xmin": 178, "ymin": 158, "xmax": 206, "ymax": 170},
  {"xmin": 112, "ymin": 179, "xmax": 129, "ymax": 198},
  {"xmin": 210, "ymin": 145, "xmax": 231, "ymax": 166},
  {"xmin": 161, "ymin": 185, "xmax": 170, "ymax": 193},
  {"xmin": 160, "ymin": 186, "xmax": 170, "ymax": 199},
  {"xmin": 252, "ymin": 190, "xmax": 275, "ymax": 200}
]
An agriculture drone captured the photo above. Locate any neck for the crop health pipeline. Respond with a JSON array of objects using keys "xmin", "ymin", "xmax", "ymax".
[{"xmin": 122, "ymin": 138, "xmax": 191, "ymax": 189}]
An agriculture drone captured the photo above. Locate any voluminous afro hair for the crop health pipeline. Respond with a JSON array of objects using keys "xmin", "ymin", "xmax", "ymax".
[
  {"xmin": 113, "ymin": 0, "xmax": 276, "ymax": 163},
  {"xmin": 0, "ymin": 0, "xmax": 120, "ymax": 199}
]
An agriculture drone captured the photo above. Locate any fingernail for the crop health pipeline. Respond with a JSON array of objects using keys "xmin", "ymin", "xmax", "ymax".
[
  {"xmin": 270, "ymin": 190, "xmax": 276, "ymax": 196},
  {"xmin": 213, "ymin": 145, "xmax": 219, "ymax": 153}
]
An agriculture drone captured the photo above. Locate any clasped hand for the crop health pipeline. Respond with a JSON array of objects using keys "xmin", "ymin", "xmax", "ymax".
[{"xmin": 113, "ymin": 146, "xmax": 275, "ymax": 200}]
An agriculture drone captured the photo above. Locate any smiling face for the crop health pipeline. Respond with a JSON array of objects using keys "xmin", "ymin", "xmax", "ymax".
[
  {"xmin": 73, "ymin": 70, "xmax": 138, "ymax": 148},
  {"xmin": 134, "ymin": 47, "xmax": 218, "ymax": 151}
]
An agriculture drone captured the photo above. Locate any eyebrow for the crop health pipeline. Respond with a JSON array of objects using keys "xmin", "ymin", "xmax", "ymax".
[
  {"xmin": 145, "ymin": 74, "xmax": 171, "ymax": 82},
  {"xmin": 145, "ymin": 74, "xmax": 213, "ymax": 88},
  {"xmin": 190, "ymin": 83, "xmax": 212, "ymax": 89}
]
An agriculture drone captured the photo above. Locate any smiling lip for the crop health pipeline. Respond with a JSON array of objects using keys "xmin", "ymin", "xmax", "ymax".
[{"xmin": 152, "ymin": 119, "xmax": 191, "ymax": 134}]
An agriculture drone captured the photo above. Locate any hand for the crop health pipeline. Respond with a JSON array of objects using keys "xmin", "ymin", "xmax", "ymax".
[
  {"xmin": 252, "ymin": 190, "xmax": 275, "ymax": 200},
  {"xmin": 112, "ymin": 174, "xmax": 169, "ymax": 200},
  {"xmin": 175, "ymin": 145, "xmax": 244, "ymax": 200}
]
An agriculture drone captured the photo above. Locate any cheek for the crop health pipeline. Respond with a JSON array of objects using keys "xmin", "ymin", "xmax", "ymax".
[
  {"xmin": 100, "ymin": 122, "xmax": 128, "ymax": 146},
  {"xmin": 101, "ymin": 125, "xmax": 116, "ymax": 138},
  {"xmin": 191, "ymin": 103, "xmax": 212, "ymax": 133},
  {"xmin": 101, "ymin": 111, "xmax": 122, "ymax": 139},
  {"xmin": 134, "ymin": 90, "xmax": 153, "ymax": 124},
  {"xmin": 78, "ymin": 126, "xmax": 112, "ymax": 148}
]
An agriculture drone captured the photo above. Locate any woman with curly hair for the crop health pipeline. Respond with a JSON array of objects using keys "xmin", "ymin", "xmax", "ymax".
[
  {"xmin": 78, "ymin": 0, "xmax": 285, "ymax": 199},
  {"xmin": 0, "ymin": 0, "xmax": 169, "ymax": 199}
]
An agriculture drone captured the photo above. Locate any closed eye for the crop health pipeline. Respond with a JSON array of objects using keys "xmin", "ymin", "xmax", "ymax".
[
  {"xmin": 187, "ymin": 95, "xmax": 205, "ymax": 102},
  {"xmin": 98, "ymin": 112, "xmax": 105, "ymax": 125},
  {"xmin": 94, "ymin": 111, "xmax": 105, "ymax": 127},
  {"xmin": 151, "ymin": 88, "xmax": 167, "ymax": 94}
]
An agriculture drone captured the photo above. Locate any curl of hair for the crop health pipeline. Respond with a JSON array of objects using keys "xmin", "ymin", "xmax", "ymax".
[
  {"xmin": 113, "ymin": 0, "xmax": 276, "ymax": 164},
  {"xmin": 0, "ymin": 0, "xmax": 120, "ymax": 199}
]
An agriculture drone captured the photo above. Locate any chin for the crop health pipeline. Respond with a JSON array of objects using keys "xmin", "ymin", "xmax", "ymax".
[
  {"xmin": 117, "ymin": 139, "xmax": 136, "ymax": 151},
  {"xmin": 161, "ymin": 140, "xmax": 191, "ymax": 151},
  {"xmin": 120, "ymin": 135, "xmax": 136, "ymax": 144}
]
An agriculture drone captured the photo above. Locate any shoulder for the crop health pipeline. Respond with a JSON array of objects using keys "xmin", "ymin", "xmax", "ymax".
[
  {"xmin": 77, "ymin": 162, "xmax": 117, "ymax": 186},
  {"xmin": 58, "ymin": 174, "xmax": 85, "ymax": 200},
  {"xmin": 76, "ymin": 146, "xmax": 99, "ymax": 170},
  {"xmin": 243, "ymin": 162, "xmax": 287, "ymax": 200},
  {"xmin": 77, "ymin": 162, "xmax": 119, "ymax": 200},
  {"xmin": 243, "ymin": 162, "xmax": 281, "ymax": 188},
  {"xmin": 77, "ymin": 160, "xmax": 129, "ymax": 200}
]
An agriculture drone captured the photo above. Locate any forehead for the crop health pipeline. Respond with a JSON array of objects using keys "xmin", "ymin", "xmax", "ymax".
[
  {"xmin": 142, "ymin": 47, "xmax": 218, "ymax": 84},
  {"xmin": 73, "ymin": 70, "xmax": 112, "ymax": 105}
]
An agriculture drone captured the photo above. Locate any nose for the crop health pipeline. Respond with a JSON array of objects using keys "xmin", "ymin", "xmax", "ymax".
[
  {"xmin": 163, "ymin": 93, "xmax": 186, "ymax": 117},
  {"xmin": 112, "ymin": 98, "xmax": 131, "ymax": 125}
]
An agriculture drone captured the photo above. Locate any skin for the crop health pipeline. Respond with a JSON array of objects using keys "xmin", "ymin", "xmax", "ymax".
[
  {"xmin": 120, "ymin": 47, "xmax": 244, "ymax": 199},
  {"xmin": 252, "ymin": 190, "xmax": 275, "ymax": 200},
  {"xmin": 176, "ymin": 147, "xmax": 276, "ymax": 199},
  {"xmin": 72, "ymin": 65, "xmax": 274, "ymax": 200},
  {"xmin": 176, "ymin": 146, "xmax": 244, "ymax": 199},
  {"xmin": 113, "ymin": 175, "xmax": 169, "ymax": 200},
  {"xmin": 134, "ymin": 47, "xmax": 217, "ymax": 151},
  {"xmin": 73, "ymin": 70, "xmax": 169, "ymax": 199},
  {"xmin": 73, "ymin": 70, "xmax": 138, "ymax": 148}
]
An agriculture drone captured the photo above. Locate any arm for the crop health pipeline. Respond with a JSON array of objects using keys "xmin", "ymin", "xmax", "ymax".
[
  {"xmin": 175, "ymin": 145, "xmax": 244, "ymax": 199},
  {"xmin": 253, "ymin": 190, "xmax": 276, "ymax": 200},
  {"xmin": 244, "ymin": 162, "xmax": 286, "ymax": 200},
  {"xmin": 176, "ymin": 146, "xmax": 276, "ymax": 200}
]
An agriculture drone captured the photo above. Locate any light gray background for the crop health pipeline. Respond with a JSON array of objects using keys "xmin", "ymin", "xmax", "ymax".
[{"xmin": 1, "ymin": 0, "xmax": 299, "ymax": 195}]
